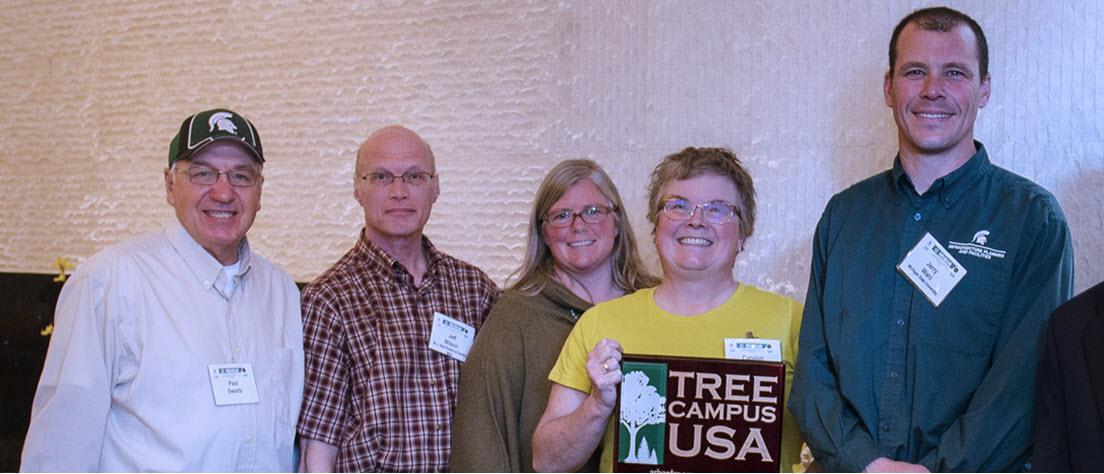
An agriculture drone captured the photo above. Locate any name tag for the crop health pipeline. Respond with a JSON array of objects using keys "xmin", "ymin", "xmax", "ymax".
[
  {"xmin": 897, "ymin": 232, "xmax": 968, "ymax": 307},
  {"xmin": 208, "ymin": 363, "xmax": 260, "ymax": 406},
  {"xmin": 724, "ymin": 338, "xmax": 782, "ymax": 362},
  {"xmin": 428, "ymin": 311, "xmax": 475, "ymax": 362}
]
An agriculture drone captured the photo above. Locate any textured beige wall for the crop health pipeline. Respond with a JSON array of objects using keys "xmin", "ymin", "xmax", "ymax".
[{"xmin": 1, "ymin": 0, "xmax": 1101, "ymax": 298}]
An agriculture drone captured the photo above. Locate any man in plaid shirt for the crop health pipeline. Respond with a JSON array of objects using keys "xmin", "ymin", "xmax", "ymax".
[{"xmin": 297, "ymin": 125, "xmax": 499, "ymax": 472}]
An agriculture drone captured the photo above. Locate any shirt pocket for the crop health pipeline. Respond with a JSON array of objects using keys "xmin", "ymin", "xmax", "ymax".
[
  {"xmin": 911, "ymin": 263, "xmax": 1007, "ymax": 438},
  {"xmin": 918, "ymin": 252, "xmax": 1009, "ymax": 357},
  {"xmin": 832, "ymin": 251, "xmax": 893, "ymax": 347},
  {"xmin": 910, "ymin": 260, "xmax": 1006, "ymax": 426}
]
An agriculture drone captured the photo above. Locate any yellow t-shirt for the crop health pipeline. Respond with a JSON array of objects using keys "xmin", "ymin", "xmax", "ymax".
[{"xmin": 548, "ymin": 284, "xmax": 804, "ymax": 472}]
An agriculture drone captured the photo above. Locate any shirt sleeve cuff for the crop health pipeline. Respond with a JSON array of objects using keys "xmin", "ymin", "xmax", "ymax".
[{"xmin": 815, "ymin": 437, "xmax": 884, "ymax": 472}]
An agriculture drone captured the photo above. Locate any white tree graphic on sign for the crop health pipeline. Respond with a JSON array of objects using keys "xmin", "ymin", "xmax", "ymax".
[{"xmin": 620, "ymin": 370, "xmax": 666, "ymax": 463}]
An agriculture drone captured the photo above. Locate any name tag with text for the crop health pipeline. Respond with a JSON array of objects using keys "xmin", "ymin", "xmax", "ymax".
[
  {"xmin": 208, "ymin": 363, "xmax": 260, "ymax": 406},
  {"xmin": 429, "ymin": 311, "xmax": 475, "ymax": 362},
  {"xmin": 725, "ymin": 338, "xmax": 783, "ymax": 362},
  {"xmin": 898, "ymin": 232, "xmax": 967, "ymax": 307}
]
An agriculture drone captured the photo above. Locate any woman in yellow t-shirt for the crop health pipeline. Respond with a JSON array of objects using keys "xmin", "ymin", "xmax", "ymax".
[{"xmin": 532, "ymin": 147, "xmax": 804, "ymax": 472}]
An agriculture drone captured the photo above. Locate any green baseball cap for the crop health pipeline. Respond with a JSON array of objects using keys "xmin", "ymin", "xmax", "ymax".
[{"xmin": 168, "ymin": 108, "xmax": 263, "ymax": 166}]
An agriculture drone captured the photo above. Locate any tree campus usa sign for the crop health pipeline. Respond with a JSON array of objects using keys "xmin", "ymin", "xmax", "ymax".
[{"xmin": 612, "ymin": 354, "xmax": 785, "ymax": 472}]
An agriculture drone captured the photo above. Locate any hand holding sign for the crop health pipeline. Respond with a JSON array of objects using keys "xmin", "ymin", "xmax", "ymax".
[{"xmin": 586, "ymin": 338, "xmax": 624, "ymax": 410}]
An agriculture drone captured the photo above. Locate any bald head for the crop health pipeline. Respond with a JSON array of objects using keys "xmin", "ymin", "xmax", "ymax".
[
  {"xmin": 356, "ymin": 125, "xmax": 435, "ymax": 176},
  {"xmin": 353, "ymin": 125, "xmax": 441, "ymax": 247}
]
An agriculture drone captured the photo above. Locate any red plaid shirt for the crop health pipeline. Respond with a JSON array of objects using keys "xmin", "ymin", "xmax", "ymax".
[{"xmin": 297, "ymin": 230, "xmax": 498, "ymax": 472}]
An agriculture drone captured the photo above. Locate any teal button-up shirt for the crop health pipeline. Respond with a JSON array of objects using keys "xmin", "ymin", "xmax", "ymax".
[{"xmin": 790, "ymin": 143, "xmax": 1074, "ymax": 472}]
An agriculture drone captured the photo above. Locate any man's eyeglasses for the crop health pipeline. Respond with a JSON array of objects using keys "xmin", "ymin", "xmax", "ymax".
[
  {"xmin": 661, "ymin": 198, "xmax": 739, "ymax": 225},
  {"xmin": 360, "ymin": 171, "xmax": 436, "ymax": 187},
  {"xmin": 543, "ymin": 205, "xmax": 615, "ymax": 228},
  {"xmin": 178, "ymin": 165, "xmax": 261, "ymax": 187}
]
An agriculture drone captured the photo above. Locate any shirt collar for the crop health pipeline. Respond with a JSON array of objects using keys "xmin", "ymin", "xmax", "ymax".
[
  {"xmin": 165, "ymin": 219, "xmax": 253, "ymax": 294},
  {"xmin": 890, "ymin": 141, "xmax": 991, "ymax": 208},
  {"xmin": 353, "ymin": 228, "xmax": 444, "ymax": 285}
]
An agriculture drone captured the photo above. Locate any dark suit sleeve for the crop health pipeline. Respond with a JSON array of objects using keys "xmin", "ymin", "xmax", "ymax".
[{"xmin": 1032, "ymin": 316, "xmax": 1071, "ymax": 472}]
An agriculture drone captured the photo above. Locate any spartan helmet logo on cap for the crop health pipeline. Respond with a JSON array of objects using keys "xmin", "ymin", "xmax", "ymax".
[
  {"xmin": 208, "ymin": 111, "xmax": 239, "ymax": 135},
  {"xmin": 168, "ymin": 108, "xmax": 263, "ymax": 166}
]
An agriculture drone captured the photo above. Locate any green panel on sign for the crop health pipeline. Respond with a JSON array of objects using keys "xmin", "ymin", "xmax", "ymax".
[{"xmin": 618, "ymin": 361, "xmax": 667, "ymax": 465}]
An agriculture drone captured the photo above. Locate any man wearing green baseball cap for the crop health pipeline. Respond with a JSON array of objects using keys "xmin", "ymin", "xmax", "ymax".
[{"xmin": 21, "ymin": 109, "xmax": 304, "ymax": 472}]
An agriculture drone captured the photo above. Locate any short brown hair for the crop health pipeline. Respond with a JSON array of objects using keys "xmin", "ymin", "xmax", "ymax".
[
  {"xmin": 889, "ymin": 6, "xmax": 989, "ymax": 79},
  {"xmin": 646, "ymin": 147, "xmax": 756, "ymax": 239}
]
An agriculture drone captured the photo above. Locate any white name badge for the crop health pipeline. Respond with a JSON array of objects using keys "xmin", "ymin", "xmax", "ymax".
[
  {"xmin": 208, "ymin": 363, "xmax": 260, "ymax": 406},
  {"xmin": 897, "ymin": 232, "xmax": 968, "ymax": 307},
  {"xmin": 428, "ymin": 311, "xmax": 476, "ymax": 362},
  {"xmin": 724, "ymin": 338, "xmax": 783, "ymax": 362}
]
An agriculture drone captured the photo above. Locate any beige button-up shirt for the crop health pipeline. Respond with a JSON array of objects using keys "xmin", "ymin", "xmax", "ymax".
[{"xmin": 21, "ymin": 220, "xmax": 303, "ymax": 472}]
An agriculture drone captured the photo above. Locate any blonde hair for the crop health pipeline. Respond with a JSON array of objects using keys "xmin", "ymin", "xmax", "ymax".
[{"xmin": 511, "ymin": 159, "xmax": 658, "ymax": 296}]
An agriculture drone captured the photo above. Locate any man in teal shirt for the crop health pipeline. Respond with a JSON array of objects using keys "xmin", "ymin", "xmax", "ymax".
[{"xmin": 789, "ymin": 7, "xmax": 1073, "ymax": 472}]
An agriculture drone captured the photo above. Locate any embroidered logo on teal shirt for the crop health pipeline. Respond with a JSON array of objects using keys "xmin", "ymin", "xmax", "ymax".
[{"xmin": 948, "ymin": 229, "xmax": 1007, "ymax": 260}]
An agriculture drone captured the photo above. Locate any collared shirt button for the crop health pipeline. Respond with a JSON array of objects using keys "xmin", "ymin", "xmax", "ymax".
[
  {"xmin": 896, "ymin": 318, "xmax": 905, "ymax": 326},
  {"xmin": 890, "ymin": 371, "xmax": 899, "ymax": 379},
  {"xmin": 882, "ymin": 422, "xmax": 891, "ymax": 431},
  {"xmin": 246, "ymin": 434, "xmax": 253, "ymax": 443},
  {"xmin": 913, "ymin": 212, "xmax": 922, "ymax": 221}
]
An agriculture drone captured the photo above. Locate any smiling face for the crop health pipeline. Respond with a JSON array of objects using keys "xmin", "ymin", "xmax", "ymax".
[
  {"xmin": 354, "ymin": 126, "xmax": 440, "ymax": 247},
  {"xmin": 884, "ymin": 22, "xmax": 991, "ymax": 161},
  {"xmin": 654, "ymin": 173, "xmax": 744, "ymax": 282},
  {"xmin": 164, "ymin": 140, "xmax": 263, "ymax": 264},
  {"xmin": 541, "ymin": 178, "xmax": 618, "ymax": 282}
]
